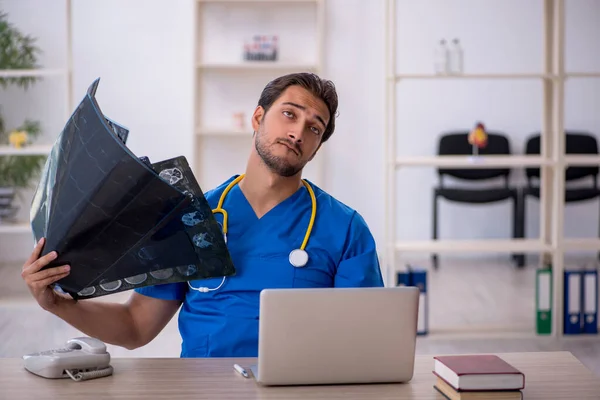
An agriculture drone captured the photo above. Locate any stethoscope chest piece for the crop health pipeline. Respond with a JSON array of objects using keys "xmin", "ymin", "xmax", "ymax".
[{"xmin": 289, "ymin": 248, "xmax": 309, "ymax": 268}]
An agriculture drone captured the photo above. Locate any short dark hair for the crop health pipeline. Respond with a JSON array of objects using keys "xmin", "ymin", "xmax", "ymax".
[{"xmin": 257, "ymin": 72, "xmax": 339, "ymax": 143}]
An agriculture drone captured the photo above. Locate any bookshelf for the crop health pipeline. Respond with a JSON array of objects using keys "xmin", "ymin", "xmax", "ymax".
[
  {"xmin": 0, "ymin": 223, "xmax": 30, "ymax": 234},
  {"xmin": 384, "ymin": 0, "xmax": 599, "ymax": 339},
  {"xmin": 192, "ymin": 0, "xmax": 326, "ymax": 192},
  {"xmin": 394, "ymin": 73, "xmax": 554, "ymax": 80},
  {"xmin": 0, "ymin": 145, "xmax": 53, "ymax": 156},
  {"xmin": 198, "ymin": 62, "xmax": 318, "ymax": 72},
  {"xmin": 0, "ymin": 69, "xmax": 67, "ymax": 78},
  {"xmin": 0, "ymin": 1, "xmax": 73, "ymax": 237}
]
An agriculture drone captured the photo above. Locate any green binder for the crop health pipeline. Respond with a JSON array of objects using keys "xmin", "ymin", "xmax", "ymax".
[{"xmin": 536, "ymin": 267, "xmax": 553, "ymax": 335}]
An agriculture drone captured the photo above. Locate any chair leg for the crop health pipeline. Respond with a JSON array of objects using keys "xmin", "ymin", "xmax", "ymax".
[
  {"xmin": 597, "ymin": 198, "xmax": 600, "ymax": 262},
  {"xmin": 432, "ymin": 192, "xmax": 439, "ymax": 270},
  {"xmin": 513, "ymin": 191, "xmax": 525, "ymax": 268}
]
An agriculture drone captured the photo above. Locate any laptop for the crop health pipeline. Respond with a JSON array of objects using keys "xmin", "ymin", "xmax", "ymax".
[{"xmin": 249, "ymin": 286, "xmax": 420, "ymax": 386}]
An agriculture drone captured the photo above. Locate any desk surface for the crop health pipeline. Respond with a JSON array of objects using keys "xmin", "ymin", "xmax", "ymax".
[{"xmin": 1, "ymin": 351, "xmax": 599, "ymax": 399}]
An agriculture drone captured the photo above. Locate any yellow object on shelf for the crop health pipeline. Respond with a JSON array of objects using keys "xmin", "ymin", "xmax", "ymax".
[{"xmin": 8, "ymin": 130, "xmax": 28, "ymax": 148}]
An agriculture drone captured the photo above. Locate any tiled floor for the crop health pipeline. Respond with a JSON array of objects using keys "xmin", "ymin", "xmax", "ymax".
[{"xmin": 1, "ymin": 257, "xmax": 599, "ymax": 376}]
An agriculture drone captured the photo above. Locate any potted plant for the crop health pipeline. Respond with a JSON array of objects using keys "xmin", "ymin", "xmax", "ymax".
[
  {"xmin": 0, "ymin": 119, "xmax": 46, "ymax": 221},
  {"xmin": 0, "ymin": 11, "xmax": 46, "ymax": 222},
  {"xmin": 0, "ymin": 11, "xmax": 40, "ymax": 88}
]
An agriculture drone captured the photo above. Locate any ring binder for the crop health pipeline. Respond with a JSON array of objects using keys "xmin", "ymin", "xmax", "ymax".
[
  {"xmin": 583, "ymin": 269, "xmax": 598, "ymax": 334},
  {"xmin": 563, "ymin": 269, "xmax": 583, "ymax": 335},
  {"xmin": 396, "ymin": 266, "xmax": 428, "ymax": 335}
]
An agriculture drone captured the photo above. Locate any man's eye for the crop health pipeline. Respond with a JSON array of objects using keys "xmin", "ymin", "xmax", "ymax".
[
  {"xmin": 283, "ymin": 111, "xmax": 293, "ymax": 118},
  {"xmin": 311, "ymin": 127, "xmax": 321, "ymax": 135}
]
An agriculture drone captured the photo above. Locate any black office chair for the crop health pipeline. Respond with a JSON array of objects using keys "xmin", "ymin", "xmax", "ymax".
[
  {"xmin": 520, "ymin": 132, "xmax": 600, "ymax": 261},
  {"xmin": 432, "ymin": 132, "xmax": 524, "ymax": 269}
]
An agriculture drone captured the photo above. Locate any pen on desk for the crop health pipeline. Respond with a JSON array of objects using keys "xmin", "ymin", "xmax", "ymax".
[{"xmin": 233, "ymin": 363, "xmax": 249, "ymax": 378}]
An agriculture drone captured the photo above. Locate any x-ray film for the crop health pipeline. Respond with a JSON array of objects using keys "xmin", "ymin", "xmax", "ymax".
[{"xmin": 30, "ymin": 78, "xmax": 236, "ymax": 299}]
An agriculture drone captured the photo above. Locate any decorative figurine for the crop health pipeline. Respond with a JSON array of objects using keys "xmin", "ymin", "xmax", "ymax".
[{"xmin": 468, "ymin": 121, "xmax": 488, "ymax": 156}]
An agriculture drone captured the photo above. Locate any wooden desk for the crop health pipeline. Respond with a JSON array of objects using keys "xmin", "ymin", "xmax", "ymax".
[{"xmin": 1, "ymin": 351, "xmax": 598, "ymax": 399}]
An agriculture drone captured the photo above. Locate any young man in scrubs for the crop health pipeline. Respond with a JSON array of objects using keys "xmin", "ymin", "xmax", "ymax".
[{"xmin": 20, "ymin": 72, "xmax": 384, "ymax": 357}]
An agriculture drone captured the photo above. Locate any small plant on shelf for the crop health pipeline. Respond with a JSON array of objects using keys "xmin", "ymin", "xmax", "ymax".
[
  {"xmin": 0, "ymin": 116, "xmax": 47, "ymax": 221},
  {"xmin": 0, "ymin": 10, "xmax": 41, "ymax": 89},
  {"xmin": 0, "ymin": 11, "xmax": 46, "ymax": 222}
]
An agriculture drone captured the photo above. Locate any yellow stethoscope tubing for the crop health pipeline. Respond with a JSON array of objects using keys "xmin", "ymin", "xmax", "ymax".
[
  {"xmin": 188, "ymin": 174, "xmax": 317, "ymax": 292},
  {"xmin": 211, "ymin": 174, "xmax": 245, "ymax": 241},
  {"xmin": 212, "ymin": 173, "xmax": 316, "ymax": 252}
]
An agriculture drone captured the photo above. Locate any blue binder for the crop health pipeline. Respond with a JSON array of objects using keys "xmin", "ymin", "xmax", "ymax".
[
  {"xmin": 583, "ymin": 269, "xmax": 598, "ymax": 334},
  {"xmin": 411, "ymin": 268, "xmax": 428, "ymax": 336},
  {"xmin": 396, "ymin": 266, "xmax": 428, "ymax": 336},
  {"xmin": 563, "ymin": 270, "xmax": 583, "ymax": 335},
  {"xmin": 396, "ymin": 270, "xmax": 411, "ymax": 287}
]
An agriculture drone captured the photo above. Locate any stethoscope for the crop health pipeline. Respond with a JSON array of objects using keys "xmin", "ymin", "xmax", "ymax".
[{"xmin": 188, "ymin": 173, "xmax": 317, "ymax": 293}]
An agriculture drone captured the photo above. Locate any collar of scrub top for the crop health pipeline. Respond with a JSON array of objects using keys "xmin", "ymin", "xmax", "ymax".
[{"xmin": 211, "ymin": 173, "xmax": 317, "ymax": 268}]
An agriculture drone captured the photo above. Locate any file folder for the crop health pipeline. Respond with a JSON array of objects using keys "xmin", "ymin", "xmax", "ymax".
[
  {"xmin": 411, "ymin": 268, "xmax": 428, "ymax": 336},
  {"xmin": 583, "ymin": 269, "xmax": 598, "ymax": 334},
  {"xmin": 563, "ymin": 270, "xmax": 583, "ymax": 335},
  {"xmin": 535, "ymin": 268, "xmax": 552, "ymax": 335},
  {"xmin": 396, "ymin": 270, "xmax": 411, "ymax": 287},
  {"xmin": 396, "ymin": 266, "xmax": 428, "ymax": 336}
]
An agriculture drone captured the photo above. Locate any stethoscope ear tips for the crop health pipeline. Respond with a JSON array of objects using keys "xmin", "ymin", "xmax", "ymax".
[{"xmin": 289, "ymin": 249, "xmax": 309, "ymax": 268}]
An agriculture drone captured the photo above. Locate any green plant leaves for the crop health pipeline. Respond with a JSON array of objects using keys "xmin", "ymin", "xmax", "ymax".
[
  {"xmin": 0, "ymin": 11, "xmax": 45, "ymax": 189},
  {"xmin": 0, "ymin": 154, "xmax": 47, "ymax": 188},
  {"xmin": 0, "ymin": 11, "xmax": 41, "ymax": 89}
]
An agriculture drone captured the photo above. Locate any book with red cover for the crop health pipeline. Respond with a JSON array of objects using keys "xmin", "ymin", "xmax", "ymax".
[{"xmin": 433, "ymin": 355, "xmax": 525, "ymax": 391}]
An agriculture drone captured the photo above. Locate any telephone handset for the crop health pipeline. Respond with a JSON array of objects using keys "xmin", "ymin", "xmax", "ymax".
[{"xmin": 23, "ymin": 337, "xmax": 113, "ymax": 381}]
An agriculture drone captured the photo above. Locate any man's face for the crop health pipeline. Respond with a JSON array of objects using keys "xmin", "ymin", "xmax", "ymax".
[{"xmin": 252, "ymin": 85, "xmax": 330, "ymax": 177}]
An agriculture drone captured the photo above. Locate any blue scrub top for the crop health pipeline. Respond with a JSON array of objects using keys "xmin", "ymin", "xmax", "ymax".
[{"xmin": 135, "ymin": 175, "xmax": 383, "ymax": 357}]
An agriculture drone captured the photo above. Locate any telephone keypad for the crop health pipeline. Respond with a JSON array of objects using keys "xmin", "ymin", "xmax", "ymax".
[
  {"xmin": 55, "ymin": 348, "xmax": 74, "ymax": 353},
  {"xmin": 32, "ymin": 348, "xmax": 74, "ymax": 356}
]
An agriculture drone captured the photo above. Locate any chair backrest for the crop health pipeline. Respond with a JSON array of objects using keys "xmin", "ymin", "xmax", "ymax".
[
  {"xmin": 437, "ymin": 131, "xmax": 511, "ymax": 182},
  {"xmin": 525, "ymin": 132, "xmax": 599, "ymax": 183}
]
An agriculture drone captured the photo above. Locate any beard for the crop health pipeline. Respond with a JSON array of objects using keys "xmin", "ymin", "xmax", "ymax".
[{"xmin": 254, "ymin": 129, "xmax": 305, "ymax": 177}]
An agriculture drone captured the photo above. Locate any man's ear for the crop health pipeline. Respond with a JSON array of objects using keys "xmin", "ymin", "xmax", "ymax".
[{"xmin": 251, "ymin": 106, "xmax": 265, "ymax": 132}]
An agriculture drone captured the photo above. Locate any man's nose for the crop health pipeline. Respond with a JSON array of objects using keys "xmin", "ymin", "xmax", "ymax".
[{"xmin": 287, "ymin": 130, "xmax": 303, "ymax": 143}]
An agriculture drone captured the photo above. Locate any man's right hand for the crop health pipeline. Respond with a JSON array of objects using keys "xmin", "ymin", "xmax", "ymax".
[{"xmin": 21, "ymin": 237, "xmax": 71, "ymax": 311}]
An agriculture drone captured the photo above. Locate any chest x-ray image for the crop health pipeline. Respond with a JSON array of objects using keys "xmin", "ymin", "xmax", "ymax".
[{"xmin": 30, "ymin": 78, "xmax": 236, "ymax": 299}]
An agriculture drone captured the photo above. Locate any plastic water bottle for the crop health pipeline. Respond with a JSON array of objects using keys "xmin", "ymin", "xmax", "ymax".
[
  {"xmin": 449, "ymin": 38, "xmax": 463, "ymax": 74},
  {"xmin": 434, "ymin": 39, "xmax": 449, "ymax": 75}
]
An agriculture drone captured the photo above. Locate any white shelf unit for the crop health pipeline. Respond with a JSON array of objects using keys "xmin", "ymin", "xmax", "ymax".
[
  {"xmin": 198, "ymin": 0, "xmax": 319, "ymax": 2},
  {"xmin": 0, "ymin": 1, "xmax": 73, "ymax": 236},
  {"xmin": 0, "ymin": 223, "xmax": 31, "ymax": 234},
  {"xmin": 0, "ymin": 145, "xmax": 53, "ymax": 156},
  {"xmin": 198, "ymin": 62, "xmax": 319, "ymax": 72},
  {"xmin": 566, "ymin": 72, "xmax": 600, "ymax": 78},
  {"xmin": 384, "ymin": 0, "xmax": 599, "ymax": 339},
  {"xmin": 394, "ymin": 73, "xmax": 556, "ymax": 80},
  {"xmin": 0, "ymin": 69, "xmax": 68, "ymax": 78},
  {"xmin": 192, "ymin": 0, "xmax": 326, "ymax": 191}
]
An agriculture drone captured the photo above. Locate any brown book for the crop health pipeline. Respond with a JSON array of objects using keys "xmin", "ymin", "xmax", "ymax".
[
  {"xmin": 434, "ymin": 377, "xmax": 523, "ymax": 400},
  {"xmin": 433, "ymin": 355, "xmax": 525, "ymax": 391}
]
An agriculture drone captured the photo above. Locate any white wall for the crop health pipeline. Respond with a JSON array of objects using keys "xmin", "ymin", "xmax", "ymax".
[
  {"xmin": 1, "ymin": 0, "xmax": 600, "ymax": 267},
  {"xmin": 69, "ymin": 0, "xmax": 196, "ymax": 165}
]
